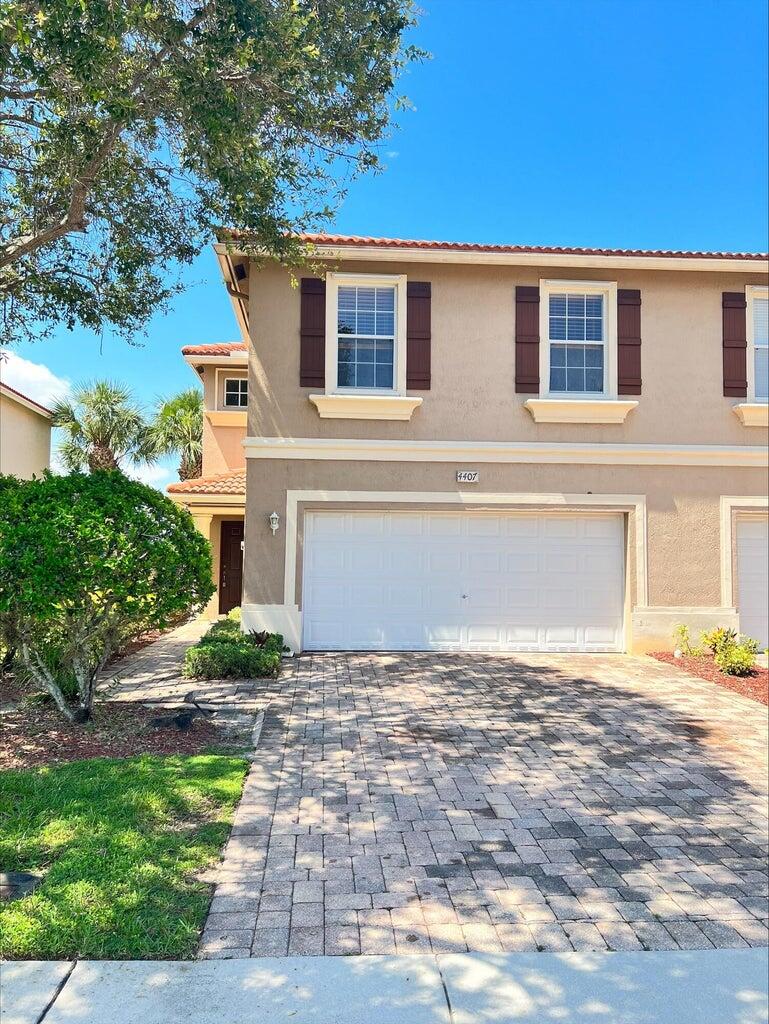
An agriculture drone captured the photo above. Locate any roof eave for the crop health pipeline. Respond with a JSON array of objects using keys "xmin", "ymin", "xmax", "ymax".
[
  {"xmin": 0, "ymin": 383, "xmax": 54, "ymax": 419},
  {"xmin": 302, "ymin": 244, "xmax": 769, "ymax": 274},
  {"xmin": 213, "ymin": 244, "xmax": 250, "ymax": 341}
]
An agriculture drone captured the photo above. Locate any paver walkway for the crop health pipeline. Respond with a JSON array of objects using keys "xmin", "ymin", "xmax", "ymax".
[
  {"xmin": 201, "ymin": 652, "xmax": 768, "ymax": 958},
  {"xmin": 102, "ymin": 620, "xmax": 269, "ymax": 740}
]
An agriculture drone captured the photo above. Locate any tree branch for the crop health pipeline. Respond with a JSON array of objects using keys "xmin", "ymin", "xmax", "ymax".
[{"xmin": 0, "ymin": 2, "xmax": 214, "ymax": 272}]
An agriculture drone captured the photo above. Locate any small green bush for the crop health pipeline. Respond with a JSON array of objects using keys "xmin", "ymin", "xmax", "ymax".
[
  {"xmin": 700, "ymin": 627, "xmax": 737, "ymax": 654},
  {"xmin": 714, "ymin": 642, "xmax": 756, "ymax": 676},
  {"xmin": 672, "ymin": 623, "xmax": 703, "ymax": 657},
  {"xmin": 227, "ymin": 607, "xmax": 242, "ymax": 624},
  {"xmin": 184, "ymin": 642, "xmax": 280, "ymax": 680},
  {"xmin": 183, "ymin": 619, "xmax": 283, "ymax": 679}
]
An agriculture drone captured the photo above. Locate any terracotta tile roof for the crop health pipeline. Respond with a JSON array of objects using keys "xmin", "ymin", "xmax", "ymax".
[
  {"xmin": 293, "ymin": 233, "xmax": 768, "ymax": 262},
  {"xmin": 181, "ymin": 342, "xmax": 247, "ymax": 356},
  {"xmin": 167, "ymin": 469, "xmax": 246, "ymax": 495},
  {"xmin": 0, "ymin": 381, "xmax": 53, "ymax": 416}
]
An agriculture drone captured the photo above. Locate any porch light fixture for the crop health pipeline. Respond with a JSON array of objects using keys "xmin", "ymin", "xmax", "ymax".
[{"xmin": 269, "ymin": 511, "xmax": 280, "ymax": 535}]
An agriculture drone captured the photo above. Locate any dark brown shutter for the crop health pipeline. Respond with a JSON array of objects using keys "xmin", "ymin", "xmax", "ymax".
[
  {"xmin": 515, "ymin": 286, "xmax": 539, "ymax": 393},
  {"xmin": 406, "ymin": 282, "xmax": 431, "ymax": 389},
  {"xmin": 722, "ymin": 292, "xmax": 747, "ymax": 397},
  {"xmin": 617, "ymin": 289, "xmax": 642, "ymax": 395},
  {"xmin": 299, "ymin": 278, "xmax": 326, "ymax": 387}
]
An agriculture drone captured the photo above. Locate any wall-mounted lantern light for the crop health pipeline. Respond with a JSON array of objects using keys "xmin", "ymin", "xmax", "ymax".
[{"xmin": 269, "ymin": 511, "xmax": 280, "ymax": 535}]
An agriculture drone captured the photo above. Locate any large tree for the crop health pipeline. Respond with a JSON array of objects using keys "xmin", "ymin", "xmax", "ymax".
[{"xmin": 0, "ymin": 0, "xmax": 421, "ymax": 344}]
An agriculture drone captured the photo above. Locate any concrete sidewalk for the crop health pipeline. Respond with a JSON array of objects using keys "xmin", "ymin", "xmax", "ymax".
[{"xmin": 3, "ymin": 949, "xmax": 768, "ymax": 1024}]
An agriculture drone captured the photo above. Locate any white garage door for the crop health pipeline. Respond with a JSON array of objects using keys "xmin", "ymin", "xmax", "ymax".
[
  {"xmin": 302, "ymin": 511, "xmax": 625, "ymax": 652},
  {"xmin": 736, "ymin": 517, "xmax": 769, "ymax": 649}
]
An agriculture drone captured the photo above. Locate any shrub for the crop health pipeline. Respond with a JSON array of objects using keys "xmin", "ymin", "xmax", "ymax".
[
  {"xmin": 672, "ymin": 624, "xmax": 703, "ymax": 657},
  {"xmin": 715, "ymin": 642, "xmax": 757, "ymax": 676},
  {"xmin": 183, "ymin": 620, "xmax": 283, "ymax": 679},
  {"xmin": 184, "ymin": 642, "xmax": 280, "ymax": 680},
  {"xmin": 700, "ymin": 627, "xmax": 737, "ymax": 655},
  {"xmin": 0, "ymin": 471, "xmax": 214, "ymax": 722},
  {"xmin": 227, "ymin": 607, "xmax": 242, "ymax": 624}
]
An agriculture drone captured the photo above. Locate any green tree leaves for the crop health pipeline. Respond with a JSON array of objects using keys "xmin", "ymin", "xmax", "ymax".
[
  {"xmin": 0, "ymin": 470, "xmax": 214, "ymax": 720},
  {"xmin": 0, "ymin": 0, "xmax": 422, "ymax": 344}
]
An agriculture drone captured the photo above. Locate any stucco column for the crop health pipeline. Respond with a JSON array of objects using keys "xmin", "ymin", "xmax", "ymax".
[{"xmin": 191, "ymin": 513, "xmax": 218, "ymax": 620}]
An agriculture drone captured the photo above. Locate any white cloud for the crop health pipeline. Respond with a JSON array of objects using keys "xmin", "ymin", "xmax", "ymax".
[
  {"xmin": 0, "ymin": 351, "xmax": 70, "ymax": 407},
  {"xmin": 386, "ymin": 150, "xmax": 400, "ymax": 159},
  {"xmin": 126, "ymin": 460, "xmax": 178, "ymax": 492}
]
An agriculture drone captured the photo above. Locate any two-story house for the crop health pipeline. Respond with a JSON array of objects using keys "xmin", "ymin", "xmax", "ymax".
[{"xmin": 172, "ymin": 233, "xmax": 769, "ymax": 653}]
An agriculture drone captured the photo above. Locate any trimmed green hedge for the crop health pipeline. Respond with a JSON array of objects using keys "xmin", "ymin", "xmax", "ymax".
[{"xmin": 183, "ymin": 619, "xmax": 282, "ymax": 679}]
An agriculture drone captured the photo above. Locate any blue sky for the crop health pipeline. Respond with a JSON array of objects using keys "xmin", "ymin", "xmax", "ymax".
[{"xmin": 5, "ymin": 0, "xmax": 768, "ymax": 488}]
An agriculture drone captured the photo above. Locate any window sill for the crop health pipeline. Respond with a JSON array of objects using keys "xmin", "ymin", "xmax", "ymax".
[
  {"xmin": 309, "ymin": 394, "xmax": 422, "ymax": 421},
  {"xmin": 524, "ymin": 399, "xmax": 638, "ymax": 424},
  {"xmin": 206, "ymin": 410, "xmax": 247, "ymax": 426},
  {"xmin": 733, "ymin": 403, "xmax": 769, "ymax": 427}
]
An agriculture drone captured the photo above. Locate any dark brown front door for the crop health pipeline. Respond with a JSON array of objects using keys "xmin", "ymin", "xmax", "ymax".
[{"xmin": 219, "ymin": 521, "xmax": 244, "ymax": 614}]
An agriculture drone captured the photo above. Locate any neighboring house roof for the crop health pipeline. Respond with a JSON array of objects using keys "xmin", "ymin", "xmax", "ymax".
[
  {"xmin": 220, "ymin": 230, "xmax": 769, "ymax": 263},
  {"xmin": 167, "ymin": 469, "xmax": 246, "ymax": 495},
  {"xmin": 181, "ymin": 342, "xmax": 247, "ymax": 356},
  {"xmin": 0, "ymin": 381, "xmax": 53, "ymax": 419}
]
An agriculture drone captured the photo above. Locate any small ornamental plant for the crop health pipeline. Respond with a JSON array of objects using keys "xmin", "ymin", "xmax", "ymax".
[
  {"xmin": 183, "ymin": 618, "xmax": 282, "ymax": 680},
  {"xmin": 0, "ymin": 471, "xmax": 214, "ymax": 722}
]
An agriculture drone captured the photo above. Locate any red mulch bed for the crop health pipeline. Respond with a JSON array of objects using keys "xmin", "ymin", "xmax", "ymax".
[
  {"xmin": 650, "ymin": 651, "xmax": 769, "ymax": 706},
  {"xmin": 0, "ymin": 687, "xmax": 224, "ymax": 770}
]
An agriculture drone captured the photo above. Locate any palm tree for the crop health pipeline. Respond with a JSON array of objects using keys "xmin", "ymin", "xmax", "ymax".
[
  {"xmin": 144, "ymin": 388, "xmax": 204, "ymax": 481},
  {"xmin": 52, "ymin": 381, "xmax": 148, "ymax": 473}
]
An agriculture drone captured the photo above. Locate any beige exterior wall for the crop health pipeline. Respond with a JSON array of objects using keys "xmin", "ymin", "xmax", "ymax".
[
  {"xmin": 248, "ymin": 260, "xmax": 769, "ymax": 446},
  {"xmin": 240, "ymin": 256, "xmax": 768, "ymax": 652},
  {"xmin": 194, "ymin": 363, "xmax": 246, "ymax": 476},
  {"xmin": 241, "ymin": 459, "xmax": 767, "ymax": 651},
  {"xmin": 0, "ymin": 393, "xmax": 51, "ymax": 478}
]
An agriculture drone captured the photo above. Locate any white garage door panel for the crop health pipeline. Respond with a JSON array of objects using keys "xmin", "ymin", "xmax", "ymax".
[
  {"xmin": 302, "ymin": 511, "xmax": 625, "ymax": 653},
  {"xmin": 736, "ymin": 517, "xmax": 769, "ymax": 649}
]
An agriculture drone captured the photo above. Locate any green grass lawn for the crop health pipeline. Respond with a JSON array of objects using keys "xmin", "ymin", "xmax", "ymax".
[{"xmin": 0, "ymin": 754, "xmax": 248, "ymax": 959}]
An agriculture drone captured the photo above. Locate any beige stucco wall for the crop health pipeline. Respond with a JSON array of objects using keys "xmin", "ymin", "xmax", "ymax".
[
  {"xmin": 248, "ymin": 260, "xmax": 768, "ymax": 446},
  {"xmin": 198, "ymin": 365, "xmax": 246, "ymax": 476},
  {"xmin": 0, "ymin": 393, "xmax": 51, "ymax": 478},
  {"xmin": 242, "ymin": 459, "xmax": 767, "ymax": 650}
]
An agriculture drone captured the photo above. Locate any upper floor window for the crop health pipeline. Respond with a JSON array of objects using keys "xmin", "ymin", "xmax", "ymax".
[
  {"xmin": 223, "ymin": 377, "xmax": 248, "ymax": 408},
  {"xmin": 539, "ymin": 280, "xmax": 617, "ymax": 399},
  {"xmin": 337, "ymin": 285, "xmax": 395, "ymax": 389},
  {"xmin": 747, "ymin": 286, "xmax": 768, "ymax": 402},
  {"xmin": 325, "ymin": 273, "xmax": 407, "ymax": 394}
]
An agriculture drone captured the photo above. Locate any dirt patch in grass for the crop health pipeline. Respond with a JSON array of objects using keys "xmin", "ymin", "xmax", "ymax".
[
  {"xmin": 650, "ymin": 651, "xmax": 769, "ymax": 706},
  {"xmin": 0, "ymin": 692, "xmax": 225, "ymax": 770}
]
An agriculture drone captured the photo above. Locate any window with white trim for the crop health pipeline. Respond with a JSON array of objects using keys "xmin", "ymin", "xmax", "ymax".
[
  {"xmin": 539, "ymin": 280, "xmax": 617, "ymax": 399},
  {"xmin": 223, "ymin": 377, "xmax": 248, "ymax": 408},
  {"xmin": 325, "ymin": 273, "xmax": 407, "ymax": 394},
  {"xmin": 748, "ymin": 286, "xmax": 768, "ymax": 402},
  {"xmin": 337, "ymin": 284, "xmax": 395, "ymax": 389}
]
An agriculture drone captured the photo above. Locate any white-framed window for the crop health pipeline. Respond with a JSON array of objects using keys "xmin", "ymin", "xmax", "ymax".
[
  {"xmin": 223, "ymin": 376, "xmax": 248, "ymax": 408},
  {"xmin": 325, "ymin": 273, "xmax": 407, "ymax": 395},
  {"xmin": 539, "ymin": 280, "xmax": 618, "ymax": 399},
  {"xmin": 747, "ymin": 285, "xmax": 769, "ymax": 402}
]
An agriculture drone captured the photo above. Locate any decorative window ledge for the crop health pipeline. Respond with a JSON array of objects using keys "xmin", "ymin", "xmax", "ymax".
[
  {"xmin": 206, "ymin": 410, "xmax": 247, "ymax": 426},
  {"xmin": 733, "ymin": 403, "xmax": 768, "ymax": 427},
  {"xmin": 524, "ymin": 399, "xmax": 638, "ymax": 424},
  {"xmin": 309, "ymin": 394, "xmax": 422, "ymax": 421}
]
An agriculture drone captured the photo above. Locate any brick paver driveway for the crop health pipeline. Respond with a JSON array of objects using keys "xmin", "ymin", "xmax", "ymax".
[{"xmin": 201, "ymin": 653, "xmax": 768, "ymax": 958}]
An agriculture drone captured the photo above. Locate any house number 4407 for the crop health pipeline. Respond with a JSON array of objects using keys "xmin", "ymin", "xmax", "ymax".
[{"xmin": 456, "ymin": 470, "xmax": 479, "ymax": 483}]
